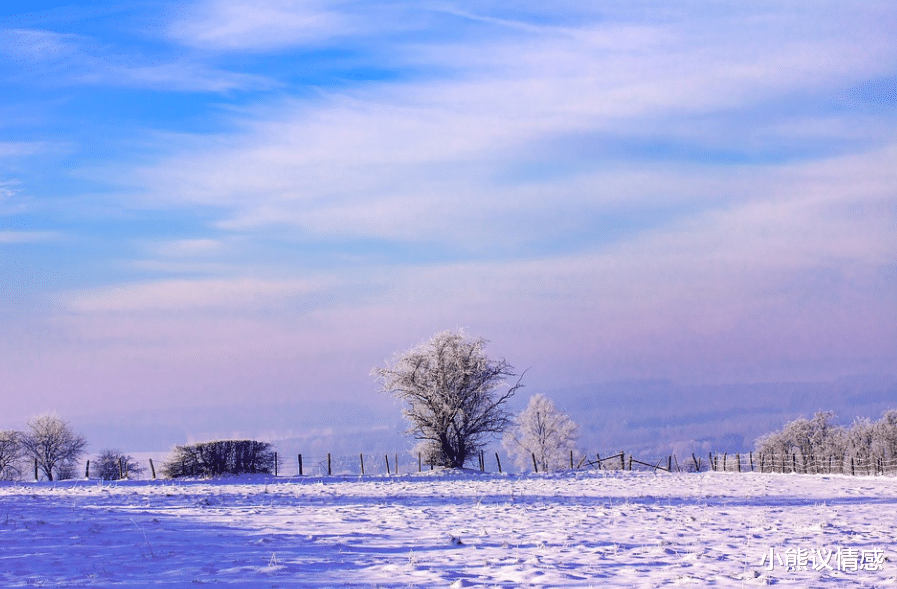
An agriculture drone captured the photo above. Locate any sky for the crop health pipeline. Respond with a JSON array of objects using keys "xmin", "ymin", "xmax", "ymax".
[{"xmin": 1, "ymin": 1, "xmax": 896, "ymax": 449}]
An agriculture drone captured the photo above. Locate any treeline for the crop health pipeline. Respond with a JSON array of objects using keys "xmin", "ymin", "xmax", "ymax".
[
  {"xmin": 756, "ymin": 410, "xmax": 897, "ymax": 462},
  {"xmin": 1, "ymin": 412, "xmax": 277, "ymax": 481}
]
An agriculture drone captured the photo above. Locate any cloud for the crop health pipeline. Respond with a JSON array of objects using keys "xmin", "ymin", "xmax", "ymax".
[
  {"xmin": 117, "ymin": 0, "xmax": 897, "ymax": 250},
  {"xmin": 0, "ymin": 231, "xmax": 62, "ymax": 243},
  {"xmin": 0, "ymin": 26, "xmax": 273, "ymax": 92},
  {"xmin": 168, "ymin": 0, "xmax": 353, "ymax": 52},
  {"xmin": 3, "ymin": 0, "xmax": 896, "ymax": 421},
  {"xmin": 146, "ymin": 238, "xmax": 225, "ymax": 257},
  {"xmin": 61, "ymin": 276, "xmax": 327, "ymax": 314},
  {"xmin": 0, "ymin": 141, "xmax": 49, "ymax": 157}
]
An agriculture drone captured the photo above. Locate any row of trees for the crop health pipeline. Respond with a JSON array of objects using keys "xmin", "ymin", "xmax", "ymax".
[
  {"xmin": 756, "ymin": 410, "xmax": 897, "ymax": 462},
  {"xmin": 1, "ymin": 413, "xmax": 141, "ymax": 481},
  {"xmin": 5, "ymin": 330, "xmax": 579, "ymax": 480}
]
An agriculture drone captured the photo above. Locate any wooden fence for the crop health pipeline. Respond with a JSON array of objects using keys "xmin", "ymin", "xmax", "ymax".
[
  {"xmin": 66, "ymin": 450, "xmax": 897, "ymax": 481},
  {"xmin": 707, "ymin": 451, "xmax": 897, "ymax": 476}
]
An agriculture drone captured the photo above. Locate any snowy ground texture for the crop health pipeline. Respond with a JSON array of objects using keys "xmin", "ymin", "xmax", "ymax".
[{"xmin": 2, "ymin": 470, "xmax": 896, "ymax": 588}]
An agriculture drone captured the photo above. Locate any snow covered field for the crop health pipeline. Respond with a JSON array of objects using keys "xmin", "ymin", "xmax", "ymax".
[{"xmin": 2, "ymin": 470, "xmax": 896, "ymax": 587}]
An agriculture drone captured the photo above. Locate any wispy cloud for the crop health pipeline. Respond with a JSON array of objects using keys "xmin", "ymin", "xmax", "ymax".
[
  {"xmin": 0, "ymin": 26, "xmax": 273, "ymax": 91},
  {"xmin": 0, "ymin": 230, "xmax": 62, "ymax": 243},
  {"xmin": 62, "ymin": 276, "xmax": 326, "ymax": 314},
  {"xmin": 168, "ymin": 0, "xmax": 353, "ymax": 52},
  {"xmin": 2, "ymin": 0, "xmax": 896, "ymax": 428}
]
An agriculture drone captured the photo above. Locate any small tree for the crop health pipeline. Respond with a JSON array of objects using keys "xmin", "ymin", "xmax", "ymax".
[
  {"xmin": 503, "ymin": 394, "xmax": 579, "ymax": 472},
  {"xmin": 94, "ymin": 449, "xmax": 145, "ymax": 480},
  {"xmin": 373, "ymin": 329, "xmax": 524, "ymax": 469},
  {"xmin": 20, "ymin": 413, "xmax": 87, "ymax": 481},
  {"xmin": 0, "ymin": 430, "xmax": 23, "ymax": 480}
]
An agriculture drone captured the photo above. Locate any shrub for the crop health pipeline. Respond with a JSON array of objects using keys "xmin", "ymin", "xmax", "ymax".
[
  {"xmin": 162, "ymin": 440, "xmax": 275, "ymax": 478},
  {"xmin": 94, "ymin": 449, "xmax": 145, "ymax": 480}
]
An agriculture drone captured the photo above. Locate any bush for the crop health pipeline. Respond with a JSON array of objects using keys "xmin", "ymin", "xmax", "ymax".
[
  {"xmin": 162, "ymin": 440, "xmax": 275, "ymax": 478},
  {"xmin": 94, "ymin": 449, "xmax": 145, "ymax": 480}
]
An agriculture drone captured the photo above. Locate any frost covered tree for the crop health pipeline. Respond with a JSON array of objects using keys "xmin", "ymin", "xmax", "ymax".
[
  {"xmin": 21, "ymin": 413, "xmax": 87, "ymax": 481},
  {"xmin": 372, "ymin": 330, "xmax": 524, "ymax": 469},
  {"xmin": 847, "ymin": 417, "xmax": 874, "ymax": 464},
  {"xmin": 94, "ymin": 449, "xmax": 145, "ymax": 480},
  {"xmin": 503, "ymin": 394, "xmax": 579, "ymax": 472},
  {"xmin": 755, "ymin": 411, "xmax": 846, "ymax": 460},
  {"xmin": 872, "ymin": 410, "xmax": 897, "ymax": 459},
  {"xmin": 0, "ymin": 430, "xmax": 23, "ymax": 480}
]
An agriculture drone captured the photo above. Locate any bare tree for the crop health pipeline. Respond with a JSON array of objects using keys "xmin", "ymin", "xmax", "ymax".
[
  {"xmin": 21, "ymin": 413, "xmax": 87, "ymax": 481},
  {"xmin": 372, "ymin": 329, "xmax": 524, "ymax": 469},
  {"xmin": 503, "ymin": 394, "xmax": 579, "ymax": 472},
  {"xmin": 0, "ymin": 430, "xmax": 23, "ymax": 480}
]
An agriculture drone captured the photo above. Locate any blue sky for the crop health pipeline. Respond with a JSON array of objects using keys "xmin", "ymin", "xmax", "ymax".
[{"xmin": 1, "ymin": 1, "xmax": 896, "ymax": 443}]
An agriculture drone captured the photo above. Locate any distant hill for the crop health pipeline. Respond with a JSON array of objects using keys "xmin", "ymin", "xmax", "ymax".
[
  {"xmin": 73, "ymin": 375, "xmax": 897, "ymax": 467},
  {"xmin": 541, "ymin": 375, "xmax": 897, "ymax": 459}
]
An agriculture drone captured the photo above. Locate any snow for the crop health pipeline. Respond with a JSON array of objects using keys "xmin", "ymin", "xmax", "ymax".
[{"xmin": 2, "ymin": 470, "xmax": 896, "ymax": 587}]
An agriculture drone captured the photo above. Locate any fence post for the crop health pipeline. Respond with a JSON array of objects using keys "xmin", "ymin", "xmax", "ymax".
[
  {"xmin": 327, "ymin": 453, "xmax": 332, "ymax": 476},
  {"xmin": 34, "ymin": 459, "xmax": 38, "ymax": 481},
  {"xmin": 620, "ymin": 452, "xmax": 625, "ymax": 470},
  {"xmin": 149, "ymin": 458, "xmax": 156, "ymax": 479},
  {"xmin": 85, "ymin": 460, "xmax": 90, "ymax": 479},
  {"xmin": 531, "ymin": 452, "xmax": 538, "ymax": 473},
  {"xmin": 749, "ymin": 452, "xmax": 753, "ymax": 472},
  {"xmin": 668, "ymin": 455, "xmax": 672, "ymax": 472},
  {"xmin": 495, "ymin": 452, "xmax": 502, "ymax": 474},
  {"xmin": 418, "ymin": 452, "xmax": 421, "ymax": 473},
  {"xmin": 736, "ymin": 454, "xmax": 741, "ymax": 473},
  {"xmin": 274, "ymin": 452, "xmax": 278, "ymax": 477},
  {"xmin": 792, "ymin": 453, "xmax": 796, "ymax": 473},
  {"xmin": 298, "ymin": 454, "xmax": 303, "ymax": 476},
  {"xmin": 851, "ymin": 456, "xmax": 855, "ymax": 476},
  {"xmin": 360, "ymin": 453, "xmax": 365, "ymax": 475},
  {"xmin": 570, "ymin": 450, "xmax": 574, "ymax": 470},
  {"xmin": 385, "ymin": 454, "xmax": 390, "ymax": 475},
  {"xmin": 628, "ymin": 455, "xmax": 632, "ymax": 471},
  {"xmin": 119, "ymin": 457, "xmax": 124, "ymax": 480}
]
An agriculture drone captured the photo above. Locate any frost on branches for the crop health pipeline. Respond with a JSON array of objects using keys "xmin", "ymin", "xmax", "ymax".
[
  {"xmin": 20, "ymin": 413, "xmax": 87, "ymax": 481},
  {"xmin": 503, "ymin": 394, "xmax": 579, "ymax": 472},
  {"xmin": 372, "ymin": 330, "xmax": 524, "ymax": 469}
]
